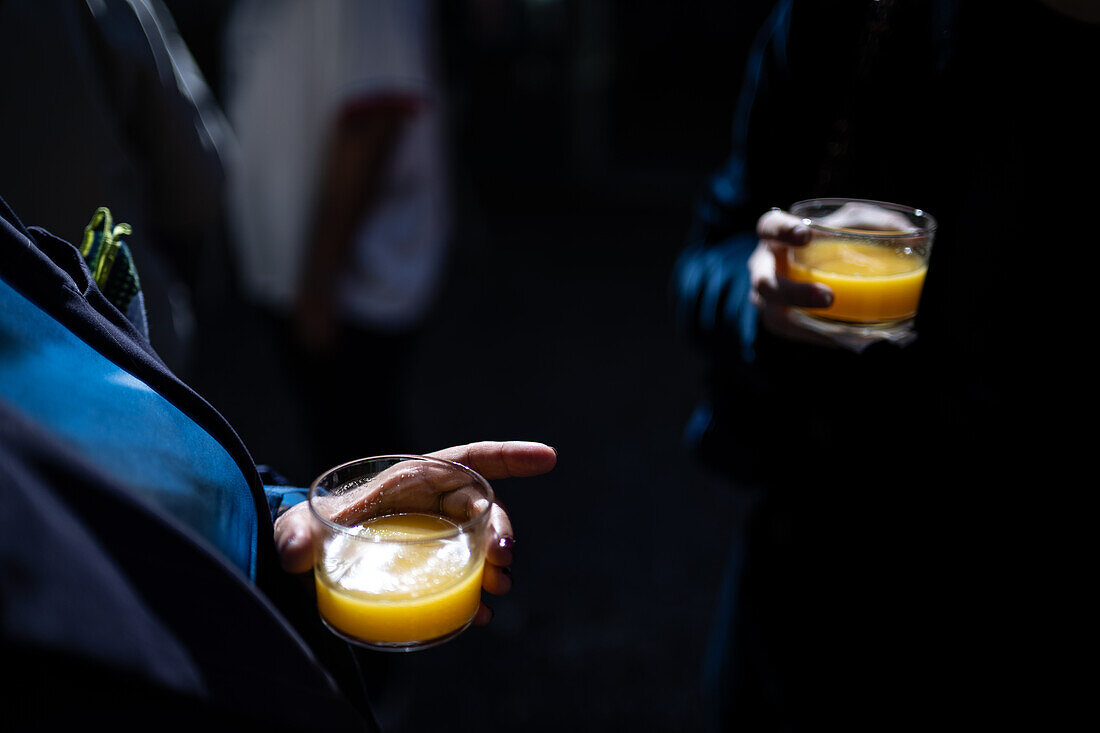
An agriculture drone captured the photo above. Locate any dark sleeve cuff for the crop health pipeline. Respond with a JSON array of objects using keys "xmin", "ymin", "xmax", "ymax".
[
  {"xmin": 257, "ymin": 465, "xmax": 308, "ymax": 521},
  {"xmin": 263, "ymin": 485, "xmax": 309, "ymax": 522}
]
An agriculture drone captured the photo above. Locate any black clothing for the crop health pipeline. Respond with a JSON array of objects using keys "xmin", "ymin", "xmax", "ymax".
[
  {"xmin": 0, "ymin": 197, "xmax": 378, "ymax": 730},
  {"xmin": 673, "ymin": 2, "xmax": 1096, "ymax": 729}
]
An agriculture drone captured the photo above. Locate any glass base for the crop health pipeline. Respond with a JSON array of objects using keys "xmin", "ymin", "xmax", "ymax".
[
  {"xmin": 791, "ymin": 309, "xmax": 917, "ymax": 350},
  {"xmin": 320, "ymin": 616, "xmax": 474, "ymax": 653}
]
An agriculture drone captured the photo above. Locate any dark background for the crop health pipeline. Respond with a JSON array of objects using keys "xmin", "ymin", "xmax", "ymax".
[{"xmin": 167, "ymin": 1, "xmax": 774, "ymax": 730}]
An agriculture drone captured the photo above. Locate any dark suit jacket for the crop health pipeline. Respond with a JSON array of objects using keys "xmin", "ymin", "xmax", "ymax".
[{"xmin": 0, "ymin": 196, "xmax": 376, "ymax": 730}]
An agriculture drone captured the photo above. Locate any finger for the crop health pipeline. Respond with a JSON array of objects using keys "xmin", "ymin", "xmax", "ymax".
[
  {"xmin": 757, "ymin": 208, "xmax": 812, "ymax": 247},
  {"xmin": 485, "ymin": 502, "xmax": 515, "ymax": 566},
  {"xmin": 427, "ymin": 441, "xmax": 557, "ymax": 480},
  {"xmin": 273, "ymin": 502, "xmax": 315, "ymax": 574},
  {"xmin": 748, "ymin": 239, "xmax": 777, "ymax": 295},
  {"xmin": 754, "ymin": 274, "xmax": 833, "ymax": 310},
  {"xmin": 472, "ymin": 601, "xmax": 494, "ymax": 627},
  {"xmin": 749, "ymin": 243, "xmax": 832, "ymax": 310},
  {"xmin": 482, "ymin": 562, "xmax": 513, "ymax": 596},
  {"xmin": 439, "ymin": 485, "xmax": 493, "ymax": 524},
  {"xmin": 327, "ymin": 460, "xmax": 481, "ymax": 525}
]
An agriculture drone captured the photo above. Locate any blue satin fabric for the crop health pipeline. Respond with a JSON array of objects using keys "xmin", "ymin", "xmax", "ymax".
[{"xmin": 0, "ymin": 274, "xmax": 258, "ymax": 579}]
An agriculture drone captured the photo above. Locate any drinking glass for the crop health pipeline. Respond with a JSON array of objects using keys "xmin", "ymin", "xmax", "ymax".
[
  {"xmin": 784, "ymin": 198, "xmax": 936, "ymax": 338},
  {"xmin": 308, "ymin": 454, "xmax": 493, "ymax": 651}
]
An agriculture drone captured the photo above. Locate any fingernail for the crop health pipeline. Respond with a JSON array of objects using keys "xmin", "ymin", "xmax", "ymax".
[
  {"xmin": 501, "ymin": 566, "xmax": 512, "ymax": 580},
  {"xmin": 792, "ymin": 224, "xmax": 811, "ymax": 243},
  {"xmin": 812, "ymin": 288, "xmax": 833, "ymax": 308},
  {"xmin": 499, "ymin": 536, "xmax": 515, "ymax": 553}
]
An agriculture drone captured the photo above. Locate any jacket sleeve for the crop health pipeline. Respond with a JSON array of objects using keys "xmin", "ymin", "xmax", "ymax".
[
  {"xmin": 671, "ymin": 0, "xmax": 799, "ymax": 366},
  {"xmin": 258, "ymin": 465, "xmax": 310, "ymax": 521}
]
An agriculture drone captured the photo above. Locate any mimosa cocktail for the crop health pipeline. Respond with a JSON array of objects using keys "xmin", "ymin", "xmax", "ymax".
[
  {"xmin": 309, "ymin": 455, "xmax": 494, "ymax": 651},
  {"xmin": 315, "ymin": 513, "xmax": 485, "ymax": 645},
  {"xmin": 786, "ymin": 198, "xmax": 936, "ymax": 334},
  {"xmin": 785, "ymin": 238, "xmax": 928, "ymax": 324}
]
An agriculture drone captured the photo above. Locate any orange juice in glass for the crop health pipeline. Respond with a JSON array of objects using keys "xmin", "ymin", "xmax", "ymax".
[
  {"xmin": 309, "ymin": 455, "xmax": 493, "ymax": 651},
  {"xmin": 785, "ymin": 198, "xmax": 936, "ymax": 335}
]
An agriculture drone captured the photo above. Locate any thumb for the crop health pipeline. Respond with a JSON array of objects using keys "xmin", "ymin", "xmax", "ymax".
[
  {"xmin": 757, "ymin": 208, "xmax": 811, "ymax": 247},
  {"xmin": 273, "ymin": 502, "xmax": 315, "ymax": 573}
]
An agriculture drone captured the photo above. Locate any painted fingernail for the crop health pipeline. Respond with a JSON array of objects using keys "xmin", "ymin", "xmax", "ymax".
[
  {"xmin": 812, "ymin": 288, "xmax": 833, "ymax": 308},
  {"xmin": 499, "ymin": 536, "xmax": 515, "ymax": 553},
  {"xmin": 792, "ymin": 224, "xmax": 811, "ymax": 243}
]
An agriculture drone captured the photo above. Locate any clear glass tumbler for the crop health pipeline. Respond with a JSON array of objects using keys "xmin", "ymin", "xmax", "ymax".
[
  {"xmin": 308, "ymin": 455, "xmax": 494, "ymax": 651},
  {"xmin": 784, "ymin": 197, "xmax": 937, "ymax": 337}
]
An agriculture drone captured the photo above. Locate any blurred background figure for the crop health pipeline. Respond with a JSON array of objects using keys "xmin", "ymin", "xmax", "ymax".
[
  {"xmin": 673, "ymin": 1, "xmax": 1096, "ymax": 730},
  {"xmin": 0, "ymin": 0, "xmax": 231, "ymax": 380},
  {"xmin": 222, "ymin": 0, "xmax": 450, "ymax": 477}
]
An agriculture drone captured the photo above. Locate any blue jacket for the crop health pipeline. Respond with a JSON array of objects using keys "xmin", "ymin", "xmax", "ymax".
[{"xmin": 0, "ymin": 196, "xmax": 375, "ymax": 729}]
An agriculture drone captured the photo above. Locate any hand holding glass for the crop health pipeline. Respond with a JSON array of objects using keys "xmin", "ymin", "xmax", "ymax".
[
  {"xmin": 781, "ymin": 198, "xmax": 936, "ymax": 336},
  {"xmin": 308, "ymin": 455, "xmax": 494, "ymax": 651}
]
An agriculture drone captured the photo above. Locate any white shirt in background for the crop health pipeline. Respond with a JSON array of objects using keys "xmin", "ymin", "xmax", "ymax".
[{"xmin": 224, "ymin": 0, "xmax": 449, "ymax": 332}]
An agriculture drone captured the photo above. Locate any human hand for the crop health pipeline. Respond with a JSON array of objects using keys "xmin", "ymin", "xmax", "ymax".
[
  {"xmin": 748, "ymin": 208, "xmax": 836, "ymax": 346},
  {"xmin": 273, "ymin": 441, "xmax": 558, "ymax": 626}
]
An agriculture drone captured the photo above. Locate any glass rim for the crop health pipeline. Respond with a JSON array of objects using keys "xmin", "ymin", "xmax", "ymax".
[
  {"xmin": 307, "ymin": 454, "xmax": 495, "ymax": 542},
  {"xmin": 790, "ymin": 197, "xmax": 937, "ymax": 238}
]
